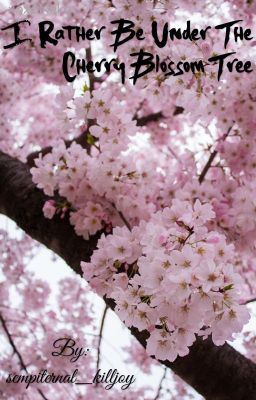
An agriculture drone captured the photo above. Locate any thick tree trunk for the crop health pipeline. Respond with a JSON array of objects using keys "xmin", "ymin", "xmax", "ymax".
[{"xmin": 1, "ymin": 149, "xmax": 256, "ymax": 400}]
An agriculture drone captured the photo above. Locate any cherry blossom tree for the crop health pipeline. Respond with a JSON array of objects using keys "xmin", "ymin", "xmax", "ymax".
[{"xmin": 1, "ymin": 0, "xmax": 256, "ymax": 399}]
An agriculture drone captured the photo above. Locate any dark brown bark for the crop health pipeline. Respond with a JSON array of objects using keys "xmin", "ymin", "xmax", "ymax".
[{"xmin": 1, "ymin": 149, "xmax": 256, "ymax": 400}]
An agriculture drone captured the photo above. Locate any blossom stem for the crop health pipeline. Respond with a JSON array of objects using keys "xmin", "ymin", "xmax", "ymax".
[{"xmin": 110, "ymin": 202, "xmax": 132, "ymax": 231}]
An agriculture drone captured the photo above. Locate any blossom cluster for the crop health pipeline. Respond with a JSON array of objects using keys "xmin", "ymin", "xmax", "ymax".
[{"xmin": 82, "ymin": 200, "xmax": 250, "ymax": 361}]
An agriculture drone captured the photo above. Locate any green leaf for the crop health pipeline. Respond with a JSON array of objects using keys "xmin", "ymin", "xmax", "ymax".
[
  {"xmin": 82, "ymin": 83, "xmax": 90, "ymax": 93},
  {"xmin": 223, "ymin": 283, "xmax": 234, "ymax": 291},
  {"xmin": 87, "ymin": 133, "xmax": 95, "ymax": 145}
]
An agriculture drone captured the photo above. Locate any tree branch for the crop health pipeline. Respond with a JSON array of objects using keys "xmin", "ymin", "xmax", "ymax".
[
  {"xmin": 199, "ymin": 125, "xmax": 233, "ymax": 184},
  {"xmin": 136, "ymin": 106, "xmax": 183, "ymax": 127},
  {"xmin": 242, "ymin": 297, "xmax": 256, "ymax": 305},
  {"xmin": 1, "ymin": 150, "xmax": 256, "ymax": 400},
  {"xmin": 26, "ymin": 107, "xmax": 183, "ymax": 167},
  {"xmin": 26, "ymin": 130, "xmax": 92, "ymax": 168},
  {"xmin": 0, "ymin": 312, "xmax": 49, "ymax": 400},
  {"xmin": 86, "ymin": 45, "xmax": 103, "ymax": 91},
  {"xmin": 154, "ymin": 367, "xmax": 167, "ymax": 400},
  {"xmin": 95, "ymin": 305, "xmax": 108, "ymax": 385}
]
